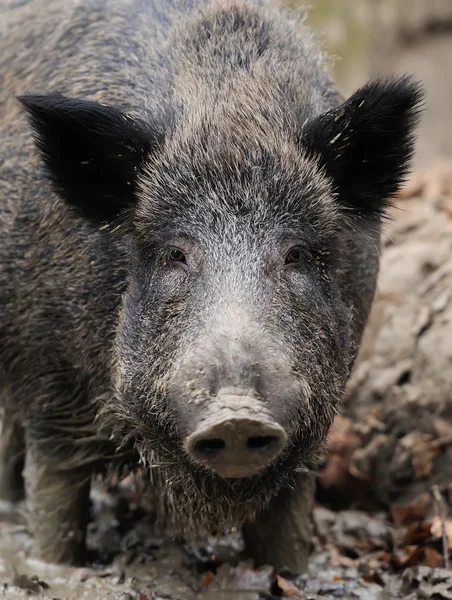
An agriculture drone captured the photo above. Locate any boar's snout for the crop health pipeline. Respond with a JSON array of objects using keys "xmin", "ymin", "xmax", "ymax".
[{"xmin": 185, "ymin": 394, "xmax": 287, "ymax": 479}]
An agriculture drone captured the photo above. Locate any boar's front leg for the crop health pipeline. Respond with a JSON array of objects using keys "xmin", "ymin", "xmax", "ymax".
[
  {"xmin": 242, "ymin": 472, "xmax": 315, "ymax": 575},
  {"xmin": 24, "ymin": 440, "xmax": 91, "ymax": 565}
]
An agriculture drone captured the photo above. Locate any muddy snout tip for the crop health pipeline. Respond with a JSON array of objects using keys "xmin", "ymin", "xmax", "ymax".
[{"xmin": 185, "ymin": 415, "xmax": 287, "ymax": 479}]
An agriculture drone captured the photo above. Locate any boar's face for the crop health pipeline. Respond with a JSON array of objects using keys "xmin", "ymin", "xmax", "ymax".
[
  {"xmin": 123, "ymin": 138, "xmax": 349, "ymax": 478},
  {"xmin": 20, "ymin": 77, "xmax": 422, "ymax": 526}
]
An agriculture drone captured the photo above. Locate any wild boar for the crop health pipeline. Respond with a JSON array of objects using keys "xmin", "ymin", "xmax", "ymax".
[{"xmin": 0, "ymin": 0, "xmax": 422, "ymax": 572}]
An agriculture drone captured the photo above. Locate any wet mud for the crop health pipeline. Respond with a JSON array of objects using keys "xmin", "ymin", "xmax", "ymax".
[{"xmin": 0, "ymin": 485, "xmax": 395, "ymax": 600}]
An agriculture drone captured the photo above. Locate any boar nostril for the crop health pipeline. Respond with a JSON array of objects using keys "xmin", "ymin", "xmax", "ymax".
[
  {"xmin": 194, "ymin": 438, "xmax": 226, "ymax": 456},
  {"xmin": 186, "ymin": 413, "xmax": 287, "ymax": 479},
  {"xmin": 246, "ymin": 435, "xmax": 277, "ymax": 453}
]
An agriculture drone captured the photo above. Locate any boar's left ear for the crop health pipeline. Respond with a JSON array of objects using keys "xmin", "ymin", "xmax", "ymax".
[
  {"xmin": 302, "ymin": 76, "xmax": 423, "ymax": 221},
  {"xmin": 18, "ymin": 93, "xmax": 161, "ymax": 224}
]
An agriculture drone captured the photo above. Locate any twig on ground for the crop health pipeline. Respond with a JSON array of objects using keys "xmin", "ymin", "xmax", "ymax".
[{"xmin": 432, "ymin": 485, "xmax": 450, "ymax": 569}]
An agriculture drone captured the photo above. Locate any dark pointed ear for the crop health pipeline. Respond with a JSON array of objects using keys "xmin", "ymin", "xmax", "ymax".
[
  {"xmin": 302, "ymin": 76, "xmax": 423, "ymax": 221},
  {"xmin": 18, "ymin": 93, "xmax": 162, "ymax": 224}
]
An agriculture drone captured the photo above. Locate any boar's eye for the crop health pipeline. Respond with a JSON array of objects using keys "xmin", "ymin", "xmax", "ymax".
[
  {"xmin": 167, "ymin": 247, "xmax": 187, "ymax": 264},
  {"xmin": 285, "ymin": 246, "xmax": 303, "ymax": 266}
]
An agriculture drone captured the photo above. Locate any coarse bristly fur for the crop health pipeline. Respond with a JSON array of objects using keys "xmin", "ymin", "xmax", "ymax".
[{"xmin": 0, "ymin": 0, "xmax": 422, "ymax": 565}]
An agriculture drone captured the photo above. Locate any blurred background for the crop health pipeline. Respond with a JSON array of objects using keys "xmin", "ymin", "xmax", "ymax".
[
  {"xmin": 302, "ymin": 0, "xmax": 452, "ymax": 170},
  {"xmin": 299, "ymin": 4, "xmax": 452, "ymax": 588},
  {"xmin": 303, "ymin": 0, "xmax": 452, "ymax": 549}
]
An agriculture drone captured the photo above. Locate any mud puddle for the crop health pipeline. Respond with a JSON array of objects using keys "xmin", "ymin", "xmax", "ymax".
[
  {"xmin": 0, "ymin": 482, "xmax": 406, "ymax": 600},
  {"xmin": 0, "ymin": 486, "xmax": 201, "ymax": 600},
  {"xmin": 0, "ymin": 484, "xmax": 446, "ymax": 600}
]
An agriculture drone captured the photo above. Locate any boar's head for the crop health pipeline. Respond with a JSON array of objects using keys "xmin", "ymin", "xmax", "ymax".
[{"xmin": 19, "ymin": 75, "xmax": 422, "ymax": 532}]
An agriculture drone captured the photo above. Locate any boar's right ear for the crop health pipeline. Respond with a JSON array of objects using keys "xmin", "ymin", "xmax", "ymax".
[
  {"xmin": 301, "ymin": 76, "xmax": 423, "ymax": 222},
  {"xmin": 18, "ymin": 93, "xmax": 161, "ymax": 224}
]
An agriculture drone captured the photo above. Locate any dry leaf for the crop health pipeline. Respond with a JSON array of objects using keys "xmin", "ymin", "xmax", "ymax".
[
  {"xmin": 319, "ymin": 416, "xmax": 372, "ymax": 504},
  {"xmin": 349, "ymin": 434, "xmax": 387, "ymax": 481},
  {"xmin": 326, "ymin": 543, "xmax": 342, "ymax": 567},
  {"xmin": 321, "ymin": 416, "xmax": 362, "ymax": 490},
  {"xmin": 325, "ymin": 544, "xmax": 358, "ymax": 568},
  {"xmin": 431, "ymin": 516, "xmax": 452, "ymax": 549},
  {"xmin": 404, "ymin": 522, "xmax": 433, "ymax": 546},
  {"xmin": 275, "ymin": 575, "xmax": 301, "ymax": 597},
  {"xmin": 391, "ymin": 494, "xmax": 431, "ymax": 527},
  {"xmin": 202, "ymin": 571, "xmax": 215, "ymax": 587},
  {"xmin": 363, "ymin": 570, "xmax": 385, "ymax": 587},
  {"xmin": 375, "ymin": 551, "xmax": 392, "ymax": 565},
  {"xmin": 424, "ymin": 547, "xmax": 444, "ymax": 568},
  {"xmin": 432, "ymin": 418, "xmax": 452, "ymax": 439},
  {"xmin": 401, "ymin": 546, "xmax": 426, "ymax": 568},
  {"xmin": 412, "ymin": 441, "xmax": 440, "ymax": 477}
]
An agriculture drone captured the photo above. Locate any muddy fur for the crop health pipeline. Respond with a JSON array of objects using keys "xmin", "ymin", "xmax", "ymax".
[{"xmin": 0, "ymin": 0, "xmax": 421, "ymax": 566}]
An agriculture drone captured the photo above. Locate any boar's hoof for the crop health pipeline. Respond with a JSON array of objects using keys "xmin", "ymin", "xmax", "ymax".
[{"xmin": 186, "ymin": 415, "xmax": 287, "ymax": 478}]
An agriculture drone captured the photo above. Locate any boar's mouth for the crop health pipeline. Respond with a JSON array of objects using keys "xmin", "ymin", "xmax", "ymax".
[
  {"xmin": 124, "ymin": 422, "xmax": 324, "ymax": 540},
  {"xmin": 108, "ymin": 376, "xmax": 336, "ymax": 536}
]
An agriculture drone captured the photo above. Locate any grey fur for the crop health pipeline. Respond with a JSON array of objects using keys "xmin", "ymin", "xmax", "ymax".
[{"xmin": 0, "ymin": 0, "xmax": 421, "ymax": 570}]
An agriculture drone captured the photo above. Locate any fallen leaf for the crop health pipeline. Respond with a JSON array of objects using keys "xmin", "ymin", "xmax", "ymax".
[
  {"xmin": 274, "ymin": 575, "xmax": 301, "ymax": 597},
  {"xmin": 362, "ymin": 570, "xmax": 385, "ymax": 587},
  {"xmin": 325, "ymin": 544, "xmax": 358, "ymax": 567},
  {"xmin": 349, "ymin": 434, "xmax": 388, "ymax": 481},
  {"xmin": 391, "ymin": 494, "xmax": 431, "ymax": 527},
  {"xmin": 202, "ymin": 571, "xmax": 215, "ymax": 587},
  {"xmin": 401, "ymin": 546, "xmax": 426, "ymax": 568},
  {"xmin": 432, "ymin": 418, "xmax": 452, "ymax": 439},
  {"xmin": 326, "ymin": 416, "xmax": 356, "ymax": 450},
  {"xmin": 326, "ymin": 543, "xmax": 342, "ymax": 567},
  {"xmin": 404, "ymin": 522, "xmax": 433, "ymax": 545},
  {"xmin": 412, "ymin": 441, "xmax": 440, "ymax": 477},
  {"xmin": 375, "ymin": 551, "xmax": 392, "ymax": 563},
  {"xmin": 365, "ymin": 557, "xmax": 384, "ymax": 570},
  {"xmin": 320, "ymin": 416, "xmax": 362, "ymax": 490},
  {"xmin": 431, "ymin": 516, "xmax": 452, "ymax": 549},
  {"xmin": 425, "ymin": 547, "xmax": 444, "ymax": 568}
]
